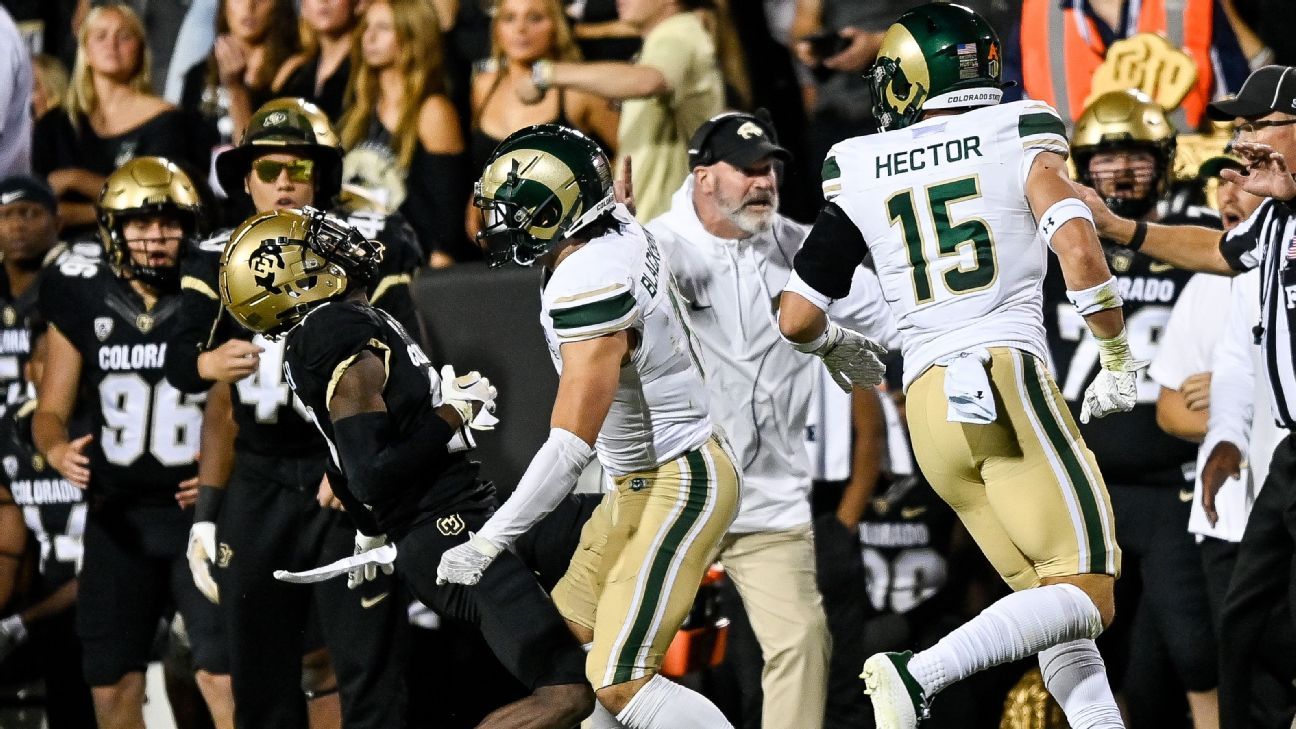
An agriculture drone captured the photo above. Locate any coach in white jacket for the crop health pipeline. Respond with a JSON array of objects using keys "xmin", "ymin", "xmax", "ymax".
[{"xmin": 648, "ymin": 111, "xmax": 895, "ymax": 729}]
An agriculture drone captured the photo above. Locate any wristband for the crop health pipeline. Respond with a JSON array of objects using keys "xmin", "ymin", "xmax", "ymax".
[
  {"xmin": 1066, "ymin": 276, "xmax": 1124, "ymax": 316},
  {"xmin": 1127, "ymin": 220, "xmax": 1148, "ymax": 251},
  {"xmin": 531, "ymin": 60, "xmax": 554, "ymax": 91},
  {"xmin": 1095, "ymin": 328, "xmax": 1135, "ymax": 370},
  {"xmin": 194, "ymin": 485, "xmax": 226, "ymax": 523}
]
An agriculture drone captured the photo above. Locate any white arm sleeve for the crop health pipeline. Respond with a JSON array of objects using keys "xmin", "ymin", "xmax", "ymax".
[
  {"xmin": 827, "ymin": 267, "xmax": 901, "ymax": 349},
  {"xmin": 476, "ymin": 428, "xmax": 595, "ymax": 548},
  {"xmin": 1203, "ymin": 278, "xmax": 1257, "ymax": 459}
]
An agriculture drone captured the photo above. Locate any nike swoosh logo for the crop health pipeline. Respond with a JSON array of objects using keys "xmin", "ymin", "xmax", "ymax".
[
  {"xmin": 900, "ymin": 506, "xmax": 927, "ymax": 519},
  {"xmin": 1149, "ymin": 262, "xmax": 1175, "ymax": 273},
  {"xmin": 361, "ymin": 592, "xmax": 389, "ymax": 609},
  {"xmin": 689, "ymin": 303, "xmax": 711, "ymax": 311},
  {"xmin": 0, "ymin": 192, "xmax": 21, "ymax": 205},
  {"xmin": 1179, "ymin": 489, "xmax": 1194, "ymax": 503}
]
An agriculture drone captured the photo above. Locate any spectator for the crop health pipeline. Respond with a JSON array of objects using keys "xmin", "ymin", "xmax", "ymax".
[
  {"xmin": 466, "ymin": 0, "xmax": 619, "ymax": 239},
  {"xmin": 273, "ymin": 0, "xmax": 362, "ymax": 121},
  {"xmin": 179, "ymin": 0, "xmax": 299, "ymax": 197},
  {"xmin": 515, "ymin": 0, "xmax": 724, "ymax": 222},
  {"xmin": 31, "ymin": 54, "xmax": 70, "ymax": 120},
  {"xmin": 31, "ymin": 3, "xmax": 191, "ymax": 235},
  {"xmin": 339, "ymin": 0, "xmax": 469, "ymax": 267},
  {"xmin": 0, "ymin": 5, "xmax": 33, "ymax": 178},
  {"xmin": 163, "ymin": 0, "xmax": 218, "ymax": 104}
]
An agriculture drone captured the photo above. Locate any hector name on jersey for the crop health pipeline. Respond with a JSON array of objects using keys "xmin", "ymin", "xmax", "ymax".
[
  {"xmin": 39, "ymin": 250, "xmax": 203, "ymax": 504},
  {"xmin": 0, "ymin": 398, "xmax": 85, "ymax": 588},
  {"xmin": 799, "ymin": 100, "xmax": 1069, "ymax": 389},
  {"xmin": 1042, "ymin": 207, "xmax": 1218, "ymax": 485},
  {"xmin": 283, "ymin": 301, "xmax": 493, "ymax": 538},
  {"xmin": 168, "ymin": 211, "xmax": 423, "ymax": 458},
  {"xmin": 540, "ymin": 204, "xmax": 712, "ymax": 475}
]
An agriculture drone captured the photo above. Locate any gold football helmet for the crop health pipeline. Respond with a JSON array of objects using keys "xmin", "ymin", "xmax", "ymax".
[
  {"xmin": 98, "ymin": 156, "xmax": 204, "ymax": 288},
  {"xmin": 219, "ymin": 206, "xmax": 384, "ymax": 337},
  {"xmin": 1072, "ymin": 89, "xmax": 1177, "ymax": 219}
]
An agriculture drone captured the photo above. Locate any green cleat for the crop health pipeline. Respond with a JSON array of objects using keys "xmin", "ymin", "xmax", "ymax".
[{"xmin": 861, "ymin": 651, "xmax": 931, "ymax": 729}]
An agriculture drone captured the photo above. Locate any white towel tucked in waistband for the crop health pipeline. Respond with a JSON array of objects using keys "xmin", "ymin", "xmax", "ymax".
[{"xmin": 942, "ymin": 349, "xmax": 996, "ymax": 425}]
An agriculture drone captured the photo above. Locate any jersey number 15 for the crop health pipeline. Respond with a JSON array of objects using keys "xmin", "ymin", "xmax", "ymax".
[{"xmin": 888, "ymin": 175, "xmax": 997, "ymax": 304}]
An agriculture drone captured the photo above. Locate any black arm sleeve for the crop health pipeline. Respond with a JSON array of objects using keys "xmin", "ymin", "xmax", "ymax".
[
  {"xmin": 165, "ymin": 253, "xmax": 229, "ymax": 394},
  {"xmin": 331, "ymin": 411, "xmax": 454, "ymax": 507},
  {"xmin": 370, "ymin": 215, "xmax": 423, "ymax": 337},
  {"xmin": 792, "ymin": 201, "xmax": 870, "ymax": 301},
  {"xmin": 400, "ymin": 148, "xmax": 469, "ymax": 259}
]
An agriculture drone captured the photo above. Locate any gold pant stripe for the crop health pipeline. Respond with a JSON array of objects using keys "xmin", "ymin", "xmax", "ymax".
[
  {"xmin": 605, "ymin": 447, "xmax": 718, "ymax": 686},
  {"xmin": 1007, "ymin": 350, "xmax": 1095, "ymax": 572}
]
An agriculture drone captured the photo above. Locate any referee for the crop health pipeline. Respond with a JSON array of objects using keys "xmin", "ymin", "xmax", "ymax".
[{"xmin": 1079, "ymin": 64, "xmax": 1296, "ymax": 729}]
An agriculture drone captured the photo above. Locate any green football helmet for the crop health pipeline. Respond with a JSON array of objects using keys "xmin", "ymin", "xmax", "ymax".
[
  {"xmin": 869, "ymin": 2, "xmax": 1006, "ymax": 132},
  {"xmin": 474, "ymin": 124, "xmax": 615, "ymax": 267}
]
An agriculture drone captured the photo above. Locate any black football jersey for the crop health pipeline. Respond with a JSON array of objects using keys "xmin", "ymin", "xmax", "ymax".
[
  {"xmin": 166, "ymin": 210, "xmax": 423, "ymax": 458},
  {"xmin": 1043, "ymin": 242, "xmax": 1198, "ymax": 485},
  {"xmin": 39, "ymin": 251, "xmax": 203, "ymax": 504},
  {"xmin": 283, "ymin": 300, "xmax": 491, "ymax": 536},
  {"xmin": 0, "ymin": 398, "xmax": 84, "ymax": 587},
  {"xmin": 858, "ymin": 476, "xmax": 956, "ymax": 617}
]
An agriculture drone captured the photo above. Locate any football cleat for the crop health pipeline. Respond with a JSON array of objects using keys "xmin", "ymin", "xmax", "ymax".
[{"xmin": 862, "ymin": 651, "xmax": 931, "ymax": 729}]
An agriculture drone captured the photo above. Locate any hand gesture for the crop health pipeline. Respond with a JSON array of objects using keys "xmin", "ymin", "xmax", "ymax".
[
  {"xmin": 1073, "ymin": 183, "xmax": 1124, "ymax": 239},
  {"xmin": 214, "ymin": 36, "xmax": 249, "ymax": 88},
  {"xmin": 515, "ymin": 67, "xmax": 545, "ymax": 106},
  {"xmin": 1201, "ymin": 441, "xmax": 1243, "ymax": 527},
  {"xmin": 197, "ymin": 339, "xmax": 264, "ymax": 383},
  {"xmin": 50, "ymin": 434, "xmax": 93, "ymax": 487},
  {"xmin": 823, "ymin": 27, "xmax": 886, "ymax": 72},
  {"xmin": 1223, "ymin": 142, "xmax": 1296, "ymax": 202}
]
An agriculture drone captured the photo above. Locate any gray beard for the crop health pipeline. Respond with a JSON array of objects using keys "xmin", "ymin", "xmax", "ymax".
[{"xmin": 723, "ymin": 200, "xmax": 776, "ymax": 237}]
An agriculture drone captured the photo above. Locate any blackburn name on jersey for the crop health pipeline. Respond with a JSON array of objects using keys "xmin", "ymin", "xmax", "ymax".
[{"xmin": 540, "ymin": 205, "xmax": 712, "ymax": 475}]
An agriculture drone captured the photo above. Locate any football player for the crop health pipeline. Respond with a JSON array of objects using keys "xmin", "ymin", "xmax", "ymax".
[
  {"xmin": 1042, "ymin": 90, "xmax": 1220, "ymax": 726},
  {"xmin": 167, "ymin": 98, "xmax": 416, "ymax": 729},
  {"xmin": 0, "ymin": 328, "xmax": 96, "ymax": 728},
  {"xmin": 444, "ymin": 124, "xmax": 741, "ymax": 729},
  {"xmin": 778, "ymin": 4, "xmax": 1134, "ymax": 729},
  {"xmin": 0, "ymin": 176, "xmax": 66, "ymax": 406},
  {"xmin": 218, "ymin": 206, "xmax": 594, "ymax": 729},
  {"xmin": 31, "ymin": 157, "xmax": 234, "ymax": 729}
]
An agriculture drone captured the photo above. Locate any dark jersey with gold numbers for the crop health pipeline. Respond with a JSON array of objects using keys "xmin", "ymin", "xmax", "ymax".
[
  {"xmin": 283, "ymin": 300, "xmax": 492, "ymax": 537},
  {"xmin": 39, "ymin": 251, "xmax": 202, "ymax": 504},
  {"xmin": 0, "ymin": 398, "xmax": 84, "ymax": 587},
  {"xmin": 165, "ymin": 211, "xmax": 423, "ymax": 459},
  {"xmin": 859, "ymin": 476, "xmax": 957, "ymax": 619}
]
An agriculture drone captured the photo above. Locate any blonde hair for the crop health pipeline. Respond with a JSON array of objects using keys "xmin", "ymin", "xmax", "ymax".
[
  {"xmin": 32, "ymin": 54, "xmax": 70, "ymax": 115},
  {"xmin": 339, "ymin": 0, "xmax": 447, "ymax": 168},
  {"xmin": 296, "ymin": 0, "xmax": 358, "ymax": 67},
  {"xmin": 475, "ymin": 0, "xmax": 582, "ymax": 125},
  {"xmin": 65, "ymin": 4, "xmax": 152, "ymax": 122}
]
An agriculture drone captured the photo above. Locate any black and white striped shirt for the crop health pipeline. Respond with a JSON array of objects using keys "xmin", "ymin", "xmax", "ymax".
[{"xmin": 1221, "ymin": 199, "xmax": 1296, "ymax": 428}]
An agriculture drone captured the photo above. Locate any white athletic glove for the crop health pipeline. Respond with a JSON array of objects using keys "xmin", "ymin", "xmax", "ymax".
[
  {"xmin": 435, "ymin": 532, "xmax": 503, "ymax": 586},
  {"xmin": 1080, "ymin": 329, "xmax": 1149, "ymax": 424},
  {"xmin": 186, "ymin": 522, "xmax": 220, "ymax": 604},
  {"xmin": 347, "ymin": 532, "xmax": 396, "ymax": 590},
  {"xmin": 439, "ymin": 366, "xmax": 499, "ymax": 452},
  {"xmin": 0, "ymin": 615, "xmax": 27, "ymax": 662},
  {"xmin": 789, "ymin": 322, "xmax": 888, "ymax": 392}
]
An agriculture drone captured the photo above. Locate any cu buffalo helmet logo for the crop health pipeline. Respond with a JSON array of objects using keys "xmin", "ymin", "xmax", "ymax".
[
  {"xmin": 250, "ymin": 242, "xmax": 288, "ymax": 294},
  {"xmin": 736, "ymin": 121, "xmax": 764, "ymax": 140},
  {"xmin": 437, "ymin": 514, "xmax": 466, "ymax": 536},
  {"xmin": 264, "ymin": 111, "xmax": 288, "ymax": 127}
]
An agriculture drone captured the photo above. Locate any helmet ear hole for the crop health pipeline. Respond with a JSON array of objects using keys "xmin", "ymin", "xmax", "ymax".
[{"xmin": 532, "ymin": 198, "xmax": 563, "ymax": 229}]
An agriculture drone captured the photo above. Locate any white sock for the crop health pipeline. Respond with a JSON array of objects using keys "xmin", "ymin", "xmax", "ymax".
[
  {"xmin": 1039, "ymin": 639, "xmax": 1124, "ymax": 728},
  {"xmin": 614, "ymin": 674, "xmax": 733, "ymax": 729},
  {"xmin": 908, "ymin": 583, "xmax": 1103, "ymax": 697},
  {"xmin": 588, "ymin": 700, "xmax": 626, "ymax": 729}
]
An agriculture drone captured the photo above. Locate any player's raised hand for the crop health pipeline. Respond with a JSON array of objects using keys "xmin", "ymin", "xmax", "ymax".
[
  {"xmin": 197, "ymin": 338, "xmax": 264, "ymax": 383},
  {"xmin": 1223, "ymin": 141, "xmax": 1296, "ymax": 202},
  {"xmin": 50, "ymin": 434, "xmax": 93, "ymax": 487},
  {"xmin": 1201, "ymin": 441, "xmax": 1243, "ymax": 527}
]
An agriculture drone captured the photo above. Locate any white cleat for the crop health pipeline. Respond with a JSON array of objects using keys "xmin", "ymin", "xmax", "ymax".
[{"xmin": 862, "ymin": 651, "xmax": 929, "ymax": 729}]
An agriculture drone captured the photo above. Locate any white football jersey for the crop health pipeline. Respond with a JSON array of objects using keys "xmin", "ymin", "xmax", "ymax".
[
  {"xmin": 823, "ymin": 100, "xmax": 1069, "ymax": 388},
  {"xmin": 541, "ymin": 205, "xmax": 713, "ymax": 476}
]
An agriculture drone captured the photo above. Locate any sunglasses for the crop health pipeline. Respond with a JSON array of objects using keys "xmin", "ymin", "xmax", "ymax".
[{"xmin": 252, "ymin": 159, "xmax": 315, "ymax": 184}]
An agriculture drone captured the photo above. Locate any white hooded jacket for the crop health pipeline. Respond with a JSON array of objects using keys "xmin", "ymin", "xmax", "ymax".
[{"xmin": 648, "ymin": 177, "xmax": 897, "ymax": 532}]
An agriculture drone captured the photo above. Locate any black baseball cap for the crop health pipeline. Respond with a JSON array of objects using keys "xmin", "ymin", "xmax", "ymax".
[
  {"xmin": 688, "ymin": 111, "xmax": 792, "ymax": 169},
  {"xmin": 0, "ymin": 175, "xmax": 57, "ymax": 213},
  {"xmin": 1207, "ymin": 65, "xmax": 1296, "ymax": 121}
]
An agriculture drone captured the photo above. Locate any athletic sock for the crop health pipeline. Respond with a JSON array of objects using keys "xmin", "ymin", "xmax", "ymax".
[
  {"xmin": 614, "ymin": 674, "xmax": 734, "ymax": 729},
  {"xmin": 908, "ymin": 583, "xmax": 1103, "ymax": 697},
  {"xmin": 1039, "ymin": 639, "xmax": 1124, "ymax": 728},
  {"xmin": 588, "ymin": 700, "xmax": 625, "ymax": 729}
]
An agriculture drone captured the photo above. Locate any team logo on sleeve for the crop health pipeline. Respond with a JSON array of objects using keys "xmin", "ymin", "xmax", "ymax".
[
  {"xmin": 2, "ymin": 308, "xmax": 14, "ymax": 327},
  {"xmin": 436, "ymin": 514, "xmax": 465, "ymax": 536},
  {"xmin": 3, "ymin": 456, "xmax": 16, "ymax": 480},
  {"xmin": 94, "ymin": 317, "xmax": 114, "ymax": 342}
]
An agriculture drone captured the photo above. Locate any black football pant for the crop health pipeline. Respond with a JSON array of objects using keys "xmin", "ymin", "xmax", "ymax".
[
  {"xmin": 1219, "ymin": 436, "xmax": 1296, "ymax": 729},
  {"xmin": 0, "ymin": 608, "xmax": 96, "ymax": 728},
  {"xmin": 218, "ymin": 451, "xmax": 408, "ymax": 729}
]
